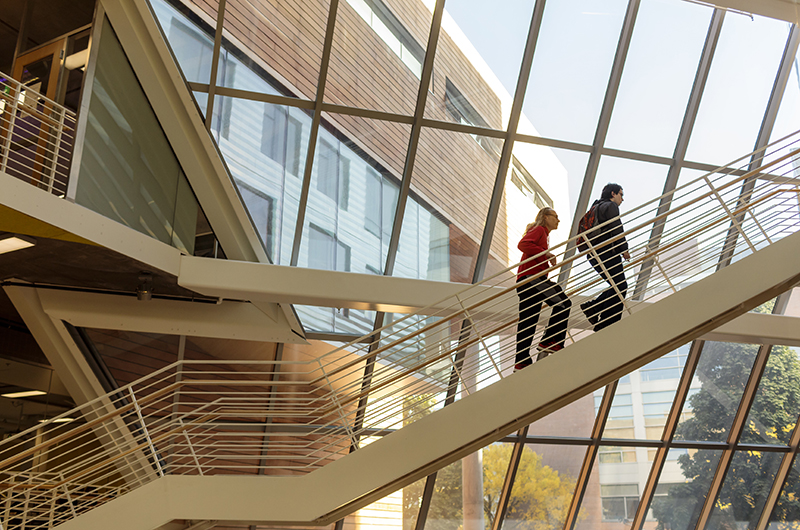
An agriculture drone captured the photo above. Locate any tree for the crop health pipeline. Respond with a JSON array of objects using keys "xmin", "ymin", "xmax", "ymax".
[
  {"xmin": 652, "ymin": 342, "xmax": 800, "ymax": 530},
  {"xmin": 403, "ymin": 439, "xmax": 575, "ymax": 530},
  {"xmin": 483, "ymin": 444, "xmax": 575, "ymax": 530}
]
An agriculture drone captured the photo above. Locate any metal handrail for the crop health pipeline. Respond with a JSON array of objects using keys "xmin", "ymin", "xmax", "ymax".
[
  {"xmin": 0, "ymin": 130, "xmax": 799, "ymax": 529},
  {"xmin": 0, "ymin": 72, "xmax": 77, "ymax": 196}
]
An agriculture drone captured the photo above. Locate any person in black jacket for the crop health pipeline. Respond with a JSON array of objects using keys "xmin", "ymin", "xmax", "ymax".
[{"xmin": 580, "ymin": 183, "xmax": 631, "ymax": 331}]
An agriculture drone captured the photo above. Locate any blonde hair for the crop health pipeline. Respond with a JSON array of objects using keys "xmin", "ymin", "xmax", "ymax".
[{"xmin": 525, "ymin": 207, "xmax": 557, "ymax": 233}]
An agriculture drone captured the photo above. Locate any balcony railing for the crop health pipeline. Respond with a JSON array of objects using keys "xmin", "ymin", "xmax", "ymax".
[
  {"xmin": 0, "ymin": 73, "xmax": 77, "ymax": 197},
  {"xmin": 0, "ymin": 129, "xmax": 798, "ymax": 528}
]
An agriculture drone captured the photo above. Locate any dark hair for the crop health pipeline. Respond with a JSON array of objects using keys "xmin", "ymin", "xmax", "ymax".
[{"xmin": 601, "ymin": 183, "xmax": 623, "ymax": 200}]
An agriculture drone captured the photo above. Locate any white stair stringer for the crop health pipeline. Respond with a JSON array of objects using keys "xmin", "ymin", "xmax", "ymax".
[{"xmin": 54, "ymin": 229, "xmax": 800, "ymax": 530}]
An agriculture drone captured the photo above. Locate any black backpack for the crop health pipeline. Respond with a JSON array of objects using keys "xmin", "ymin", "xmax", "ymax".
[{"xmin": 577, "ymin": 204, "xmax": 599, "ymax": 252}]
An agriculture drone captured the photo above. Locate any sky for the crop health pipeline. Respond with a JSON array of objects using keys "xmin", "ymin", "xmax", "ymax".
[{"xmin": 440, "ymin": 0, "xmax": 797, "ymax": 215}]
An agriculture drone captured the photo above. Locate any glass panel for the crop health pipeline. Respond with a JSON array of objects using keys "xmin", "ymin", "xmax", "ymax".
[
  {"xmin": 529, "ymin": 393, "xmax": 597, "ymax": 439},
  {"xmin": 604, "ymin": 0, "xmax": 712, "ymax": 157},
  {"xmin": 215, "ymin": 96, "xmax": 309, "ymax": 264},
  {"xmin": 768, "ymin": 452, "xmax": 800, "ymax": 527},
  {"xmin": 576, "ymin": 445, "xmax": 655, "ymax": 528},
  {"xmin": 424, "ymin": 0, "xmax": 535, "ymax": 132},
  {"xmin": 674, "ymin": 341, "xmax": 759, "ymax": 443},
  {"xmin": 597, "ymin": 345, "xmax": 691, "ymax": 442},
  {"xmin": 769, "ymin": 42, "xmax": 800, "ymax": 145},
  {"xmin": 407, "ymin": 127, "xmax": 501, "ymax": 283},
  {"xmin": 487, "ymin": 142, "xmax": 573, "ymax": 279},
  {"xmin": 150, "ymin": 0, "xmax": 218, "ymax": 85},
  {"xmin": 649, "ymin": 449, "xmax": 722, "ymax": 530},
  {"xmin": 83, "ymin": 329, "xmax": 180, "ymax": 387},
  {"xmin": 707, "ymin": 450, "xmax": 783, "ymax": 529},
  {"xmin": 523, "ymin": 0, "xmax": 628, "ymax": 144},
  {"xmin": 76, "ymin": 17, "xmax": 198, "ymax": 254},
  {"xmin": 295, "ymin": 116, "xmax": 413, "ymax": 281},
  {"xmin": 502, "ymin": 443, "xmax": 579, "ymax": 529},
  {"xmin": 222, "ymin": 0, "xmax": 329, "ymax": 98},
  {"xmin": 325, "ymin": 0, "xmax": 432, "ymax": 116},
  {"xmin": 651, "ymin": 167, "xmax": 732, "ymax": 295},
  {"xmin": 423, "ymin": 444, "xmax": 513, "ymax": 529},
  {"xmin": 741, "ymin": 345, "xmax": 800, "ymax": 446},
  {"xmin": 685, "ymin": 14, "xmax": 789, "ymax": 165},
  {"xmin": 591, "ymin": 156, "xmax": 669, "ymax": 215}
]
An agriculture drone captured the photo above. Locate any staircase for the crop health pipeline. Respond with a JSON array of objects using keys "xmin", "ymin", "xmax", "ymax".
[{"xmin": 1, "ymin": 132, "xmax": 800, "ymax": 529}]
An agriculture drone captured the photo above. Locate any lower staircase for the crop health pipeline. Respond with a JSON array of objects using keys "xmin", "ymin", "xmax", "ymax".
[{"xmin": 2, "ymin": 134, "xmax": 800, "ymax": 529}]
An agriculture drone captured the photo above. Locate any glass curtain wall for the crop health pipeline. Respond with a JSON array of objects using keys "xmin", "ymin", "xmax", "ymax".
[{"xmin": 139, "ymin": 0, "xmax": 800, "ymax": 527}]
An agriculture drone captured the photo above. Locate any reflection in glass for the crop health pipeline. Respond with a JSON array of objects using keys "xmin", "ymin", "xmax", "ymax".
[
  {"xmin": 741, "ymin": 346, "xmax": 800, "ymax": 445},
  {"xmin": 214, "ymin": 96, "xmax": 308, "ymax": 264},
  {"xmin": 685, "ymin": 14, "xmax": 789, "ymax": 165},
  {"xmin": 604, "ymin": 0, "xmax": 711, "ymax": 156},
  {"xmin": 674, "ymin": 342, "xmax": 759, "ymax": 442},
  {"xmin": 707, "ymin": 449, "xmax": 783, "ymax": 529},
  {"xmin": 76, "ymin": 17, "xmax": 198, "ymax": 254},
  {"xmin": 524, "ymin": 0, "xmax": 627, "ymax": 144},
  {"xmin": 648, "ymin": 449, "xmax": 722, "ymax": 530},
  {"xmin": 150, "ymin": 0, "xmax": 217, "ymax": 85}
]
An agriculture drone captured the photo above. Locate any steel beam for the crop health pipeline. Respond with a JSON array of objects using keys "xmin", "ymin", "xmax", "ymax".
[{"xmin": 558, "ymin": 0, "xmax": 641, "ymax": 286}]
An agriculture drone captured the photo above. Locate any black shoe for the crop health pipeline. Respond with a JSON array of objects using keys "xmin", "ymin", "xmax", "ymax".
[{"xmin": 580, "ymin": 301, "xmax": 600, "ymax": 326}]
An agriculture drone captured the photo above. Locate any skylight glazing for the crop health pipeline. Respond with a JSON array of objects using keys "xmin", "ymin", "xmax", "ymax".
[{"xmin": 143, "ymin": 0, "xmax": 800, "ymax": 526}]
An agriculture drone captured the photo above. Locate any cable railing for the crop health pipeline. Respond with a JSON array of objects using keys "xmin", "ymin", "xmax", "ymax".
[
  {"xmin": 1, "ymin": 132, "xmax": 800, "ymax": 528},
  {"xmin": 0, "ymin": 73, "xmax": 77, "ymax": 197}
]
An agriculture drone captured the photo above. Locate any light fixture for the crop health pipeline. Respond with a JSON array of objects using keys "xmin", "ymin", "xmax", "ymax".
[
  {"xmin": 39, "ymin": 417, "xmax": 75, "ymax": 424},
  {"xmin": 65, "ymin": 49, "xmax": 89, "ymax": 71},
  {"xmin": 2, "ymin": 390, "xmax": 46, "ymax": 398},
  {"xmin": 137, "ymin": 271, "xmax": 153, "ymax": 301},
  {"xmin": 0, "ymin": 234, "xmax": 36, "ymax": 255}
]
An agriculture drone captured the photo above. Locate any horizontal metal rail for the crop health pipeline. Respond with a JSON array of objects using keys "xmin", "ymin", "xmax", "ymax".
[
  {"xmin": 0, "ymin": 130, "xmax": 799, "ymax": 529},
  {"xmin": 0, "ymin": 71, "xmax": 77, "ymax": 196}
]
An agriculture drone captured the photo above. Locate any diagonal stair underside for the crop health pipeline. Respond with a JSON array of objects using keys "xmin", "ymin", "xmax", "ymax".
[{"xmin": 54, "ymin": 227, "xmax": 800, "ymax": 530}]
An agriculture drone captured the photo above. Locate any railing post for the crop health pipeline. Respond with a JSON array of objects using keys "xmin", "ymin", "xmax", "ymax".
[
  {"xmin": 178, "ymin": 418, "xmax": 204, "ymax": 476},
  {"xmin": 702, "ymin": 175, "xmax": 757, "ymax": 253},
  {"xmin": 58, "ymin": 473, "xmax": 76, "ymax": 519},
  {"xmin": 455, "ymin": 294, "xmax": 503, "ymax": 381},
  {"xmin": 44, "ymin": 106, "xmax": 66, "ymax": 194},
  {"xmin": 2, "ymin": 475, "xmax": 13, "ymax": 530},
  {"xmin": 128, "ymin": 387, "xmax": 164, "ymax": 478},
  {"xmin": 48, "ymin": 483, "xmax": 56, "ymax": 529},
  {"xmin": 0, "ymin": 79, "xmax": 21, "ymax": 174}
]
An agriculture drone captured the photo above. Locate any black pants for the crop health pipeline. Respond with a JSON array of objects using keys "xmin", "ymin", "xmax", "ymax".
[
  {"xmin": 516, "ymin": 277, "xmax": 572, "ymax": 366},
  {"xmin": 587, "ymin": 253, "xmax": 628, "ymax": 331}
]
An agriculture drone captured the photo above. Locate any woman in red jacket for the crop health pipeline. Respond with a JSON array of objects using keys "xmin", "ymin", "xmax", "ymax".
[{"xmin": 515, "ymin": 207, "xmax": 572, "ymax": 370}]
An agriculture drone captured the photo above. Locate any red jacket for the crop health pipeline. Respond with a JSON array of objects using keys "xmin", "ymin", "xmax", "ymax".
[{"xmin": 517, "ymin": 225, "xmax": 551, "ymax": 281}]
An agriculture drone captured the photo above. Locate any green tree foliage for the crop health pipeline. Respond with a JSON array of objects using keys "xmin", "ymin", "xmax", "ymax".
[{"xmin": 652, "ymin": 342, "xmax": 800, "ymax": 530}]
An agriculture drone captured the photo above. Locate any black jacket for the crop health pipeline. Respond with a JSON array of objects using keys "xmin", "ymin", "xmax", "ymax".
[{"xmin": 589, "ymin": 199, "xmax": 629, "ymax": 258}]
